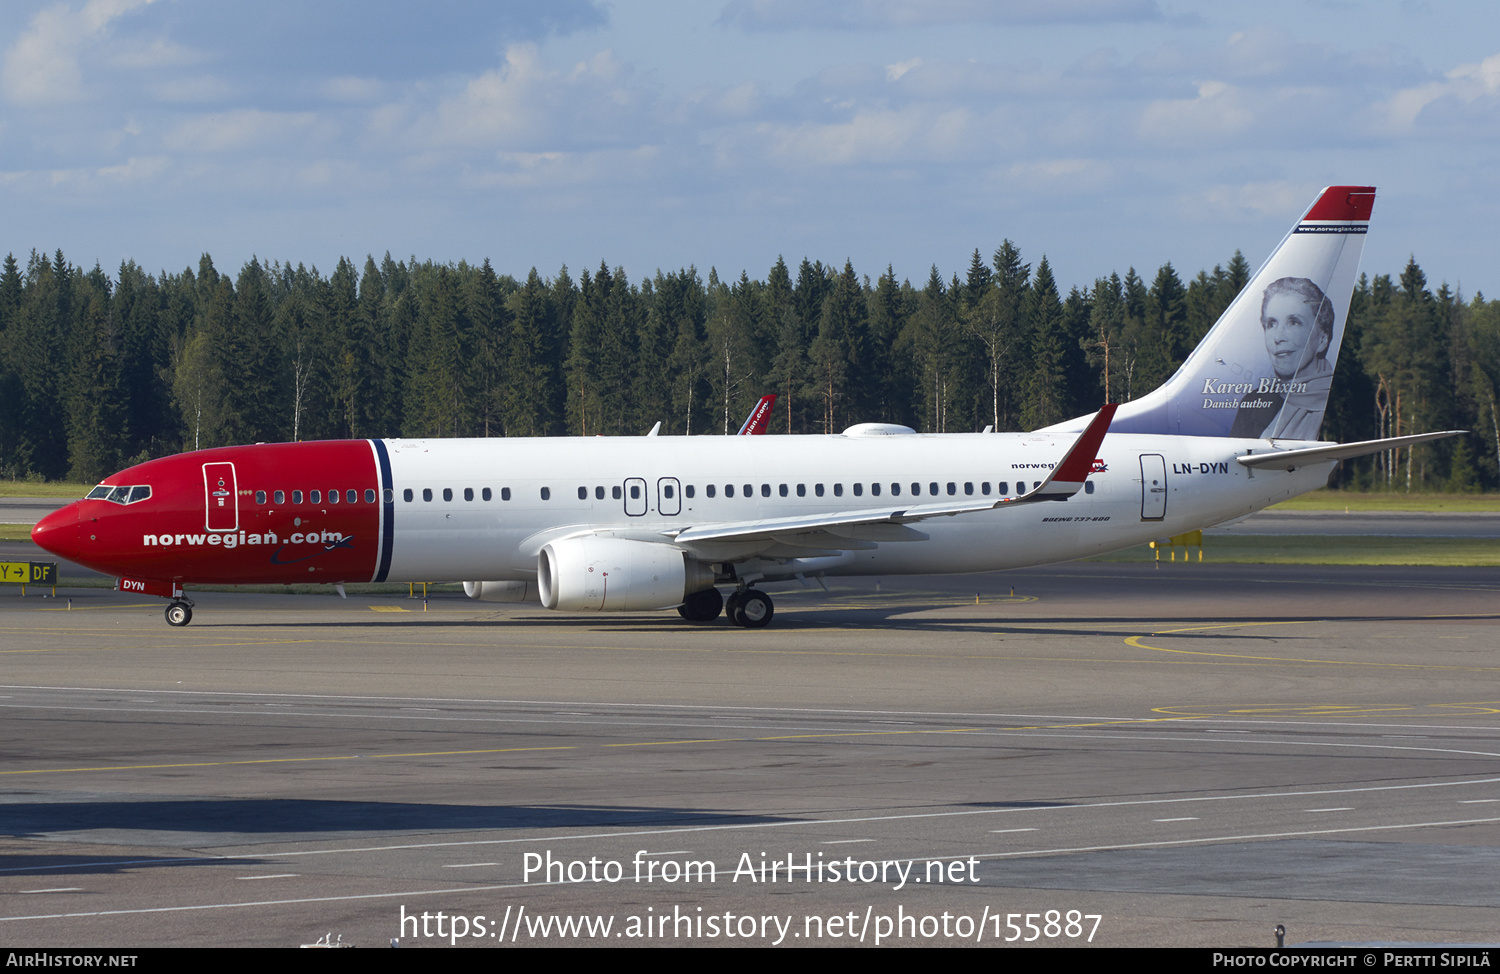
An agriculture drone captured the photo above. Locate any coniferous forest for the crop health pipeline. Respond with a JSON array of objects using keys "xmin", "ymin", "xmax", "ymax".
[{"xmin": 2, "ymin": 245, "xmax": 1496, "ymax": 491}]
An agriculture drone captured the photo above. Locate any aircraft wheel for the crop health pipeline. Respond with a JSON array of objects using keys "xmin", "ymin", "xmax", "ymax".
[
  {"xmin": 732, "ymin": 589, "xmax": 773, "ymax": 629},
  {"xmin": 165, "ymin": 602, "xmax": 192, "ymax": 627},
  {"xmin": 724, "ymin": 590, "xmax": 743, "ymax": 622},
  {"xmin": 677, "ymin": 587, "xmax": 723, "ymax": 622}
]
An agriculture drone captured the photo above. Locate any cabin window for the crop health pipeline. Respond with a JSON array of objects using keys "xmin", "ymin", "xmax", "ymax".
[
  {"xmin": 578, "ymin": 486, "xmax": 588, "ymax": 500},
  {"xmin": 595, "ymin": 486, "xmax": 605, "ymax": 500},
  {"xmin": 501, "ymin": 487, "xmax": 511, "ymax": 501},
  {"xmin": 384, "ymin": 489, "xmax": 394, "ymax": 503},
  {"xmin": 255, "ymin": 490, "xmax": 266, "ymax": 504},
  {"xmin": 706, "ymin": 484, "xmax": 716, "ymax": 498},
  {"xmin": 329, "ymin": 490, "xmax": 340, "ymax": 504},
  {"xmin": 464, "ymin": 487, "xmax": 474, "ymax": 502},
  {"xmin": 540, "ymin": 487, "xmax": 551, "ymax": 500},
  {"xmin": 981, "ymin": 482, "xmax": 991, "ymax": 495},
  {"xmin": 482, "ymin": 487, "xmax": 492, "ymax": 501},
  {"xmin": 947, "ymin": 482, "xmax": 956, "ymax": 495},
  {"xmin": 630, "ymin": 484, "xmax": 641, "ymax": 500},
  {"xmin": 815, "ymin": 484, "xmax": 824, "ymax": 497},
  {"xmin": 743, "ymin": 484, "xmax": 752, "ymax": 497},
  {"xmin": 347, "ymin": 490, "xmax": 357, "ymax": 504},
  {"xmin": 365, "ymin": 489, "xmax": 375, "ymax": 504},
  {"xmin": 911, "ymin": 483, "xmax": 920, "ymax": 495},
  {"xmin": 292, "ymin": 490, "xmax": 303, "ymax": 504},
  {"xmin": 929, "ymin": 483, "xmax": 939, "ymax": 496},
  {"xmin": 891, "ymin": 483, "xmax": 901, "ymax": 496},
  {"xmin": 442, "ymin": 488, "xmax": 453, "ymax": 502},
  {"xmin": 852, "ymin": 483, "xmax": 862, "ymax": 497},
  {"xmin": 422, "ymin": 488, "xmax": 432, "ymax": 502},
  {"xmin": 964, "ymin": 482, "xmax": 974, "ymax": 495},
  {"xmin": 796, "ymin": 484, "xmax": 806, "ymax": 497},
  {"xmin": 685, "ymin": 485, "xmax": 695, "ymax": 499},
  {"xmin": 779, "ymin": 484, "xmax": 788, "ymax": 497},
  {"xmin": 270, "ymin": 490, "xmax": 282, "ymax": 504},
  {"xmin": 725, "ymin": 484, "xmax": 735, "ymax": 498},
  {"xmin": 664, "ymin": 484, "xmax": 675, "ymax": 499},
  {"xmin": 403, "ymin": 489, "xmax": 413, "ymax": 502},
  {"xmin": 871, "ymin": 482, "xmax": 881, "ymax": 496},
  {"xmin": 612, "ymin": 485, "xmax": 622, "ymax": 500},
  {"xmin": 310, "ymin": 490, "xmax": 321, "ymax": 503},
  {"xmin": 833, "ymin": 483, "xmax": 843, "ymax": 497},
  {"xmin": 760, "ymin": 484, "xmax": 770, "ymax": 497},
  {"xmin": 1085, "ymin": 481, "xmax": 1095, "ymax": 494},
  {"xmin": 998, "ymin": 482, "xmax": 1009, "ymax": 494}
]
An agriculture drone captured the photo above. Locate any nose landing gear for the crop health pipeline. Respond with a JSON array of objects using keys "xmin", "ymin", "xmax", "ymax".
[{"xmin": 165, "ymin": 599, "xmax": 194, "ymax": 627}]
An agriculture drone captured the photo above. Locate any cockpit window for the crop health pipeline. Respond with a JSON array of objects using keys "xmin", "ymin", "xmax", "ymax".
[{"xmin": 89, "ymin": 484, "xmax": 152, "ymax": 505}]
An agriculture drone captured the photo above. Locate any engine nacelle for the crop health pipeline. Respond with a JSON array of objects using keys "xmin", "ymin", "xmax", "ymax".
[
  {"xmin": 538, "ymin": 537, "xmax": 713, "ymax": 611},
  {"xmin": 462, "ymin": 580, "xmax": 539, "ymax": 603}
]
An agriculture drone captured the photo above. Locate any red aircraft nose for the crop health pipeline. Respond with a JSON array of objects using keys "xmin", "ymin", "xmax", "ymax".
[{"xmin": 31, "ymin": 505, "xmax": 80, "ymax": 562}]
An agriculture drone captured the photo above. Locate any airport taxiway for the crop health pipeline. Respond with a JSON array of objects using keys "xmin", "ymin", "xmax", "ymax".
[{"xmin": 3, "ymin": 563, "xmax": 1500, "ymax": 947}]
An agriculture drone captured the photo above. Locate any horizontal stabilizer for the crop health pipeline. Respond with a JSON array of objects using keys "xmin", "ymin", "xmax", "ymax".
[{"xmin": 1236, "ymin": 430, "xmax": 1464, "ymax": 471}]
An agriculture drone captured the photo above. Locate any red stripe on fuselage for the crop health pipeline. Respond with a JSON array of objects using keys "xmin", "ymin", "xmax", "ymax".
[{"xmin": 53, "ymin": 441, "xmax": 381, "ymax": 586}]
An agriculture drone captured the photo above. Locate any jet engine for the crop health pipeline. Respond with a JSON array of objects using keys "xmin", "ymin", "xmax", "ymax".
[{"xmin": 538, "ymin": 537, "xmax": 715, "ymax": 611}]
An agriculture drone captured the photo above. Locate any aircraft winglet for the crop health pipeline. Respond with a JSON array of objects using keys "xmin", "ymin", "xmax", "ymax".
[{"xmin": 1018, "ymin": 403, "xmax": 1117, "ymax": 500}]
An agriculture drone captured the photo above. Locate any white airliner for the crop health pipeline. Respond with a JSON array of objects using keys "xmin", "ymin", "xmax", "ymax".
[{"xmin": 32, "ymin": 185, "xmax": 1456, "ymax": 628}]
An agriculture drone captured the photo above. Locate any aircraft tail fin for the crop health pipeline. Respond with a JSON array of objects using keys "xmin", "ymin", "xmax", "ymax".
[
  {"xmin": 1065, "ymin": 185, "xmax": 1375, "ymax": 440},
  {"xmin": 737, "ymin": 394, "xmax": 777, "ymax": 435}
]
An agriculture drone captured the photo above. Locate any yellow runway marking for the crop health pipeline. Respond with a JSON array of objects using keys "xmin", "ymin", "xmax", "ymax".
[
  {"xmin": 1124, "ymin": 620, "xmax": 1500, "ymax": 672},
  {"xmin": 0, "ymin": 728, "xmax": 980, "ymax": 777},
  {"xmin": 606, "ymin": 727, "xmax": 978, "ymax": 747},
  {"xmin": 0, "ymin": 746, "xmax": 578, "ymax": 776}
]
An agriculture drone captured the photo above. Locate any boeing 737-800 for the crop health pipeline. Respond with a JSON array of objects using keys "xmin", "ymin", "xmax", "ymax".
[{"xmin": 31, "ymin": 185, "xmax": 1456, "ymax": 628}]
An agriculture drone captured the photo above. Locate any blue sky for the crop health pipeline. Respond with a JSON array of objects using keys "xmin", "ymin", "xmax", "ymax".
[{"xmin": 3, "ymin": 0, "xmax": 1497, "ymax": 296}]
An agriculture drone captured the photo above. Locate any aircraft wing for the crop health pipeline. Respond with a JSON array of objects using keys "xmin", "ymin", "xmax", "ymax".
[
  {"xmin": 1236, "ymin": 430, "xmax": 1464, "ymax": 471},
  {"xmin": 666, "ymin": 404, "xmax": 1117, "ymax": 548}
]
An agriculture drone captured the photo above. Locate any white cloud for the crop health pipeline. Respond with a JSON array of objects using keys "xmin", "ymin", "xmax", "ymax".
[
  {"xmin": 96, "ymin": 154, "xmax": 168, "ymax": 181},
  {"xmin": 2, "ymin": 0, "xmax": 159, "ymax": 105},
  {"xmin": 423, "ymin": 43, "xmax": 654, "ymax": 151},
  {"xmin": 105, "ymin": 34, "xmax": 202, "ymax": 70},
  {"xmin": 1382, "ymin": 51, "xmax": 1500, "ymax": 129},
  {"xmin": 719, "ymin": 0, "xmax": 1163, "ymax": 30},
  {"xmin": 885, "ymin": 57, "xmax": 921, "ymax": 82},
  {"xmin": 754, "ymin": 106, "xmax": 974, "ymax": 167},
  {"xmin": 164, "ymin": 110, "xmax": 326, "ymax": 154},
  {"xmin": 147, "ymin": 74, "xmax": 236, "ymax": 104},
  {"xmin": 1191, "ymin": 181, "xmax": 1316, "ymax": 222},
  {"xmin": 321, "ymin": 76, "xmax": 385, "ymax": 103}
]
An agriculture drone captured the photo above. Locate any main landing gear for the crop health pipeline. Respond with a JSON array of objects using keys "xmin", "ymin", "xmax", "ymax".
[
  {"xmin": 165, "ymin": 598, "xmax": 194, "ymax": 627},
  {"xmin": 677, "ymin": 587, "xmax": 775, "ymax": 628}
]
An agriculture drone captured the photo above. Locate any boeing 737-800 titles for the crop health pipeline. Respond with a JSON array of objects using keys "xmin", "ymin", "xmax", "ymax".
[{"xmin": 31, "ymin": 186, "xmax": 1458, "ymax": 627}]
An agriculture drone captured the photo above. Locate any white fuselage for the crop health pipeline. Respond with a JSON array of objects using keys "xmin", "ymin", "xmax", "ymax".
[{"xmin": 380, "ymin": 432, "xmax": 1329, "ymax": 583}]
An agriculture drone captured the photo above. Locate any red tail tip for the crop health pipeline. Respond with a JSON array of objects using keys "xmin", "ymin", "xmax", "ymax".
[{"xmin": 1304, "ymin": 186, "xmax": 1376, "ymax": 222}]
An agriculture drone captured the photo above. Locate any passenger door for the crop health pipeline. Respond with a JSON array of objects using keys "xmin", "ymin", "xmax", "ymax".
[
  {"xmin": 1139, "ymin": 454, "xmax": 1167, "ymax": 520},
  {"xmin": 203, "ymin": 462, "xmax": 238, "ymax": 532}
]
